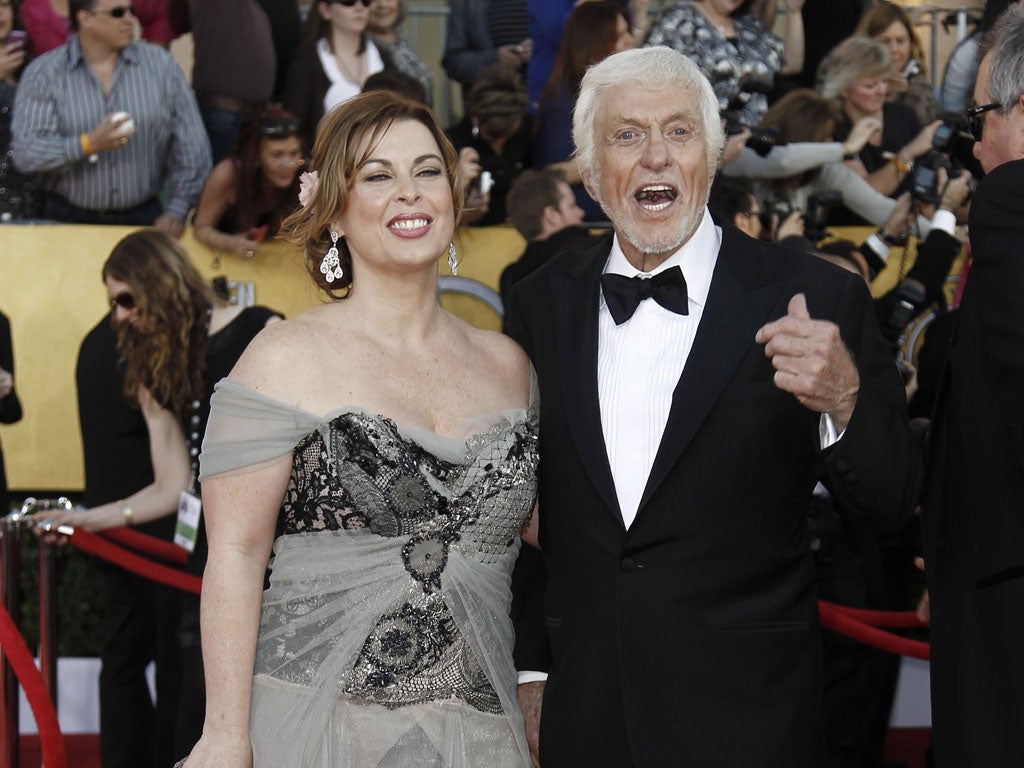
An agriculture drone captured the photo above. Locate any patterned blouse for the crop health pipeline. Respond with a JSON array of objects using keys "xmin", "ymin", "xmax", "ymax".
[{"xmin": 645, "ymin": 1, "xmax": 785, "ymax": 127}]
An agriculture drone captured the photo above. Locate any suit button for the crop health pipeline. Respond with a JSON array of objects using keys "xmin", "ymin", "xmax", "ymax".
[{"xmin": 621, "ymin": 557, "xmax": 637, "ymax": 573}]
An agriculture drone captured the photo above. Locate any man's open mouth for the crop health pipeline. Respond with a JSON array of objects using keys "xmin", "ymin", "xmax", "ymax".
[{"xmin": 635, "ymin": 184, "xmax": 677, "ymax": 212}]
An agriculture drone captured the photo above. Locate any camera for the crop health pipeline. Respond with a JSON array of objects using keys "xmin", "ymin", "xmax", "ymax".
[
  {"xmin": 879, "ymin": 278, "xmax": 927, "ymax": 346},
  {"xmin": 909, "ymin": 114, "xmax": 978, "ymax": 205},
  {"xmin": 803, "ymin": 190, "xmax": 842, "ymax": 242},
  {"xmin": 722, "ymin": 75, "xmax": 778, "ymax": 157},
  {"xmin": 761, "ymin": 191, "xmax": 841, "ymax": 243}
]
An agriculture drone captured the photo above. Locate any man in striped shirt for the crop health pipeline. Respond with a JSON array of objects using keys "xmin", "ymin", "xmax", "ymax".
[{"xmin": 11, "ymin": 0, "xmax": 210, "ymax": 235}]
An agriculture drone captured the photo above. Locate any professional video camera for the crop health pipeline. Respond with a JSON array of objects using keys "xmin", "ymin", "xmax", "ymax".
[
  {"xmin": 908, "ymin": 113, "xmax": 978, "ymax": 205},
  {"xmin": 760, "ymin": 190, "xmax": 842, "ymax": 243},
  {"xmin": 721, "ymin": 75, "xmax": 778, "ymax": 157}
]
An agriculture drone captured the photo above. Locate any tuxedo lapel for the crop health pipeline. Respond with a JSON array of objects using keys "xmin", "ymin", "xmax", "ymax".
[
  {"xmin": 637, "ymin": 230, "xmax": 783, "ymax": 513},
  {"xmin": 549, "ymin": 235, "xmax": 624, "ymax": 527}
]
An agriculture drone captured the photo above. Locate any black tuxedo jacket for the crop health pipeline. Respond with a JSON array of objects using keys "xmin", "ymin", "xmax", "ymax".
[
  {"xmin": 506, "ymin": 226, "xmax": 919, "ymax": 768},
  {"xmin": 924, "ymin": 158, "xmax": 1024, "ymax": 766}
]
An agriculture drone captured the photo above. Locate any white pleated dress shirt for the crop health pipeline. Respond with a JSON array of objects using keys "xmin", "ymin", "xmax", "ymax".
[{"xmin": 598, "ymin": 208, "xmax": 721, "ymax": 529}]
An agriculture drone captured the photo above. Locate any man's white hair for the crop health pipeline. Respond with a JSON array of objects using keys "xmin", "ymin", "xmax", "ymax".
[{"xmin": 572, "ymin": 46, "xmax": 725, "ymax": 186}]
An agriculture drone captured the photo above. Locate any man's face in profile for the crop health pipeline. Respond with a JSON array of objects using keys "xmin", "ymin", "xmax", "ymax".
[
  {"xmin": 972, "ymin": 54, "xmax": 1024, "ymax": 173},
  {"xmin": 585, "ymin": 83, "xmax": 711, "ymax": 269}
]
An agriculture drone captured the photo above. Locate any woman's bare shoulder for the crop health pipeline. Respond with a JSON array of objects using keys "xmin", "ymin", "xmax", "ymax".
[
  {"xmin": 227, "ymin": 306, "xmax": 337, "ymax": 398},
  {"xmin": 459, "ymin": 323, "xmax": 533, "ymax": 404}
]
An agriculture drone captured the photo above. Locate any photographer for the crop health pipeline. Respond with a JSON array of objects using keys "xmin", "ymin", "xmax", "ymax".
[
  {"xmin": 707, "ymin": 175, "xmax": 805, "ymax": 244},
  {"xmin": 726, "ymin": 89, "xmax": 934, "ymax": 231}
]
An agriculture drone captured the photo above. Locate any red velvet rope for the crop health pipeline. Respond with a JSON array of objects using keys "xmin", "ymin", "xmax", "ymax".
[
  {"xmin": 68, "ymin": 528, "xmax": 201, "ymax": 595},
  {"xmin": 62, "ymin": 529, "xmax": 930, "ymax": 659},
  {"xmin": 102, "ymin": 527, "xmax": 188, "ymax": 565},
  {"xmin": 818, "ymin": 601, "xmax": 930, "ymax": 661},
  {"xmin": 822, "ymin": 602, "xmax": 925, "ymax": 629},
  {"xmin": 0, "ymin": 605, "xmax": 68, "ymax": 768}
]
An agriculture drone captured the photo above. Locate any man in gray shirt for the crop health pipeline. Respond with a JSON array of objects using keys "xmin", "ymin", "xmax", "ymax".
[{"xmin": 12, "ymin": 0, "xmax": 210, "ymax": 234}]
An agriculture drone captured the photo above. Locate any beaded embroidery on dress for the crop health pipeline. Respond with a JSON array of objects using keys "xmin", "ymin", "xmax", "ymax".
[{"xmin": 200, "ymin": 380, "xmax": 539, "ymax": 767}]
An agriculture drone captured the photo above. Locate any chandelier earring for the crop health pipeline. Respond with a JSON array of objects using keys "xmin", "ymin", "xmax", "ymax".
[
  {"xmin": 448, "ymin": 242, "xmax": 459, "ymax": 276},
  {"xmin": 320, "ymin": 231, "xmax": 345, "ymax": 283}
]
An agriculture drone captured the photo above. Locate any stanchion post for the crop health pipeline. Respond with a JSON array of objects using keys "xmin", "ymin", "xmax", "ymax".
[
  {"xmin": 0, "ymin": 513, "xmax": 22, "ymax": 768},
  {"xmin": 38, "ymin": 536, "xmax": 58, "ymax": 704}
]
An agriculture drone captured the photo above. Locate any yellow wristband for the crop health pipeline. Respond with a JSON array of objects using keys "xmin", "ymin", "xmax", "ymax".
[
  {"xmin": 120, "ymin": 501, "xmax": 134, "ymax": 526},
  {"xmin": 80, "ymin": 133, "xmax": 94, "ymax": 156}
]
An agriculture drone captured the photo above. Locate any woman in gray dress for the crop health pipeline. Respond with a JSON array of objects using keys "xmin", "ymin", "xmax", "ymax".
[{"xmin": 181, "ymin": 90, "xmax": 538, "ymax": 768}]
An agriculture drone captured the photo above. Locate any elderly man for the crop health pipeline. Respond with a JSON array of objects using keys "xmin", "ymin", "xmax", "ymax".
[
  {"xmin": 506, "ymin": 46, "xmax": 918, "ymax": 767},
  {"xmin": 923, "ymin": 5, "xmax": 1024, "ymax": 764},
  {"xmin": 12, "ymin": 0, "xmax": 210, "ymax": 234}
]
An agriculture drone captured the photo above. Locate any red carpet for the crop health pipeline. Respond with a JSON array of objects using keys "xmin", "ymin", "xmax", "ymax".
[
  {"xmin": 19, "ymin": 734, "xmax": 100, "ymax": 767},
  {"xmin": 19, "ymin": 730, "xmax": 933, "ymax": 768},
  {"xmin": 884, "ymin": 727, "xmax": 932, "ymax": 768}
]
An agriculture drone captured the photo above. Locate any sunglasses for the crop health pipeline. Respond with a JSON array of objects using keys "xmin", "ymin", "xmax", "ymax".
[
  {"xmin": 965, "ymin": 102, "xmax": 1001, "ymax": 141},
  {"xmin": 261, "ymin": 117, "xmax": 302, "ymax": 139},
  {"xmin": 110, "ymin": 292, "xmax": 136, "ymax": 311},
  {"xmin": 89, "ymin": 4, "xmax": 136, "ymax": 18},
  {"xmin": 327, "ymin": 0, "xmax": 372, "ymax": 7}
]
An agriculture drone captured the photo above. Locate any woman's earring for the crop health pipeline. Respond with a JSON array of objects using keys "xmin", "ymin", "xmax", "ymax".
[
  {"xmin": 448, "ymin": 242, "xmax": 458, "ymax": 276},
  {"xmin": 471, "ymin": 122, "xmax": 479, "ymax": 139},
  {"xmin": 321, "ymin": 231, "xmax": 345, "ymax": 283}
]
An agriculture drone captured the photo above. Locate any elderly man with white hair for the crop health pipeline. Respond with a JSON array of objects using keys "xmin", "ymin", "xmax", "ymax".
[{"xmin": 506, "ymin": 45, "xmax": 919, "ymax": 767}]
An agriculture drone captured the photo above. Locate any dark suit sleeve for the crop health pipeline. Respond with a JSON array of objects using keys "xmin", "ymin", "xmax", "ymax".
[
  {"xmin": 967, "ymin": 160, "xmax": 1024, "ymax": 469},
  {"xmin": 818, "ymin": 275, "xmax": 923, "ymax": 530},
  {"xmin": 0, "ymin": 312, "xmax": 22, "ymax": 426},
  {"xmin": 504, "ymin": 283, "xmax": 552, "ymax": 674}
]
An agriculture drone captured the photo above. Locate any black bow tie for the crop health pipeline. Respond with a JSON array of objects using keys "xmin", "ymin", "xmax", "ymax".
[{"xmin": 600, "ymin": 267, "xmax": 689, "ymax": 325}]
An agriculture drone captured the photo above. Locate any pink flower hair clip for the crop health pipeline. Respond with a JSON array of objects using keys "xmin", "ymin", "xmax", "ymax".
[{"xmin": 298, "ymin": 170, "xmax": 319, "ymax": 208}]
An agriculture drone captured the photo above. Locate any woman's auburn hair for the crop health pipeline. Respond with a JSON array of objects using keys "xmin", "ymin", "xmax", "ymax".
[
  {"xmin": 854, "ymin": 1, "xmax": 928, "ymax": 77},
  {"xmin": 102, "ymin": 229, "xmax": 215, "ymax": 415},
  {"xmin": 280, "ymin": 90, "xmax": 463, "ymax": 299}
]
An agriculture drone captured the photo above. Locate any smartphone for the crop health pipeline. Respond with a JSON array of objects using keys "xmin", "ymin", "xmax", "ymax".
[
  {"xmin": 479, "ymin": 170, "xmax": 494, "ymax": 196},
  {"xmin": 6, "ymin": 30, "xmax": 27, "ymax": 51}
]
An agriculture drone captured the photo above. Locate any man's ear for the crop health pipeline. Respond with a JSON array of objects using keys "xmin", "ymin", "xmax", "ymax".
[
  {"xmin": 581, "ymin": 171, "xmax": 598, "ymax": 202},
  {"xmin": 541, "ymin": 204, "xmax": 561, "ymax": 231},
  {"xmin": 731, "ymin": 212, "xmax": 746, "ymax": 231}
]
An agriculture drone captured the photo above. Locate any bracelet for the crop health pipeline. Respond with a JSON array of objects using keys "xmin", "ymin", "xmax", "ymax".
[
  {"xmin": 891, "ymin": 150, "xmax": 914, "ymax": 175},
  {"xmin": 79, "ymin": 132, "xmax": 94, "ymax": 157},
  {"xmin": 120, "ymin": 501, "xmax": 134, "ymax": 527},
  {"xmin": 878, "ymin": 227, "xmax": 909, "ymax": 247}
]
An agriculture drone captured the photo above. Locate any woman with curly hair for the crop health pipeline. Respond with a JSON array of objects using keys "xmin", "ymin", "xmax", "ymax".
[
  {"xmin": 193, "ymin": 107, "xmax": 306, "ymax": 261},
  {"xmin": 49, "ymin": 229, "xmax": 281, "ymax": 762}
]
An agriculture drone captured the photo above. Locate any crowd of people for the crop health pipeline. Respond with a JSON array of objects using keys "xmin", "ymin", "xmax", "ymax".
[{"xmin": 2, "ymin": 1, "xmax": 1023, "ymax": 767}]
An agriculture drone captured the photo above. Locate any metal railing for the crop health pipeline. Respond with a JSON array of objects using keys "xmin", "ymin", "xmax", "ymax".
[{"xmin": 0, "ymin": 498, "xmax": 69, "ymax": 768}]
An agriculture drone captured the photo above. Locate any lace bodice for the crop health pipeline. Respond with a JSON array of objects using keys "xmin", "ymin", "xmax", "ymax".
[{"xmin": 201, "ymin": 380, "xmax": 539, "ymax": 731}]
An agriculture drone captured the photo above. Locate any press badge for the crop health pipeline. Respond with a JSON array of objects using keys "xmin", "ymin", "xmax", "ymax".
[{"xmin": 174, "ymin": 491, "xmax": 202, "ymax": 553}]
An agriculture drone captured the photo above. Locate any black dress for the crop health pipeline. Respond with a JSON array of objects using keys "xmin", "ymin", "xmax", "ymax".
[
  {"xmin": 0, "ymin": 310, "xmax": 22, "ymax": 514},
  {"xmin": 77, "ymin": 313, "xmax": 178, "ymax": 768},
  {"xmin": 174, "ymin": 305, "xmax": 282, "ymax": 759}
]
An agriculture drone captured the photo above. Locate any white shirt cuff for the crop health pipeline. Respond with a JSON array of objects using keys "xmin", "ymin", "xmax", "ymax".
[
  {"xmin": 865, "ymin": 233, "xmax": 890, "ymax": 262},
  {"xmin": 931, "ymin": 209, "xmax": 957, "ymax": 236},
  {"xmin": 819, "ymin": 413, "xmax": 844, "ymax": 449},
  {"xmin": 517, "ymin": 671, "xmax": 549, "ymax": 685}
]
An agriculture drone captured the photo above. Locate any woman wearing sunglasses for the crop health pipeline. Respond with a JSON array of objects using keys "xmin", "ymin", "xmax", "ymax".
[
  {"xmin": 193, "ymin": 107, "xmax": 306, "ymax": 261},
  {"xmin": 47, "ymin": 229, "xmax": 282, "ymax": 762},
  {"xmin": 283, "ymin": 0, "xmax": 394, "ymax": 151}
]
